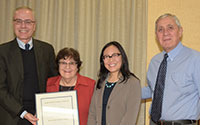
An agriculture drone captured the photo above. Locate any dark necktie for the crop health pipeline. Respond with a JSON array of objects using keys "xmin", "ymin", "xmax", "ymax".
[
  {"xmin": 151, "ymin": 53, "xmax": 168, "ymax": 123},
  {"xmin": 25, "ymin": 44, "xmax": 30, "ymax": 51}
]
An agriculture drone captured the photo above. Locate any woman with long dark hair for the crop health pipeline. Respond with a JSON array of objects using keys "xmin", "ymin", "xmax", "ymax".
[{"xmin": 88, "ymin": 41, "xmax": 141, "ymax": 125}]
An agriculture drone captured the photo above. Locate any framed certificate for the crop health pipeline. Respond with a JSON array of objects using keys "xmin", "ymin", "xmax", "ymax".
[{"xmin": 35, "ymin": 90, "xmax": 79, "ymax": 125}]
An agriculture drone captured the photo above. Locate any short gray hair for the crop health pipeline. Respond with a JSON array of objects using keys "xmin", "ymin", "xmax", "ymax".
[
  {"xmin": 155, "ymin": 13, "xmax": 181, "ymax": 31},
  {"xmin": 13, "ymin": 6, "xmax": 35, "ymax": 21}
]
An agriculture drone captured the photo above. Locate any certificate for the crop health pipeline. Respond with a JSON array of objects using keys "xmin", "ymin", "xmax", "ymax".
[{"xmin": 35, "ymin": 90, "xmax": 79, "ymax": 125}]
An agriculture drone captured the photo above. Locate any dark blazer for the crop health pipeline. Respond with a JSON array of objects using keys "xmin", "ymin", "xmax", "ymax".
[
  {"xmin": 0, "ymin": 38, "xmax": 57, "ymax": 125},
  {"xmin": 87, "ymin": 75, "xmax": 141, "ymax": 125}
]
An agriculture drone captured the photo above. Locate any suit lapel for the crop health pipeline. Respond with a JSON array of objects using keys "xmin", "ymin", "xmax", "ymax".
[
  {"xmin": 97, "ymin": 79, "xmax": 124, "ymax": 107},
  {"xmin": 10, "ymin": 40, "xmax": 24, "ymax": 79},
  {"xmin": 98, "ymin": 82, "xmax": 106, "ymax": 106},
  {"xmin": 107, "ymin": 78, "xmax": 124, "ymax": 104},
  {"xmin": 32, "ymin": 39, "xmax": 42, "ymax": 80}
]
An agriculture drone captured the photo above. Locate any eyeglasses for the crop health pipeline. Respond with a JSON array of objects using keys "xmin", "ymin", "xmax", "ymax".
[
  {"xmin": 13, "ymin": 19, "xmax": 35, "ymax": 26},
  {"xmin": 58, "ymin": 61, "xmax": 77, "ymax": 67},
  {"xmin": 103, "ymin": 53, "xmax": 121, "ymax": 60}
]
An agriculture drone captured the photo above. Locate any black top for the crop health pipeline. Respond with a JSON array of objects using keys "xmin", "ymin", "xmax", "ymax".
[
  {"xmin": 101, "ymin": 81, "xmax": 116, "ymax": 125},
  {"xmin": 59, "ymin": 85, "xmax": 75, "ymax": 91}
]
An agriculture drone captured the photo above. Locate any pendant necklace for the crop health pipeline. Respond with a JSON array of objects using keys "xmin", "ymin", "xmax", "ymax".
[
  {"xmin": 60, "ymin": 78, "xmax": 77, "ymax": 91},
  {"xmin": 105, "ymin": 81, "xmax": 116, "ymax": 88}
]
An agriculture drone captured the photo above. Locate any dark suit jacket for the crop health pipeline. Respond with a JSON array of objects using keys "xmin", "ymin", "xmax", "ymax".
[{"xmin": 0, "ymin": 38, "xmax": 58, "ymax": 125}]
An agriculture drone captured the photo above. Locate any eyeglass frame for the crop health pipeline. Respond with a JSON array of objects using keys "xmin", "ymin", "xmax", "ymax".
[
  {"xmin": 58, "ymin": 61, "xmax": 77, "ymax": 67},
  {"xmin": 13, "ymin": 19, "xmax": 36, "ymax": 26},
  {"xmin": 102, "ymin": 53, "xmax": 121, "ymax": 60}
]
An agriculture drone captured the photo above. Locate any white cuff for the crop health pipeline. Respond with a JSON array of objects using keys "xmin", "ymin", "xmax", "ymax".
[{"xmin": 20, "ymin": 110, "xmax": 28, "ymax": 119}]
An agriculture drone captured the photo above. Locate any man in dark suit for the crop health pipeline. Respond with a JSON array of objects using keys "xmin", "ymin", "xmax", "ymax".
[{"xmin": 0, "ymin": 6, "xmax": 57, "ymax": 125}]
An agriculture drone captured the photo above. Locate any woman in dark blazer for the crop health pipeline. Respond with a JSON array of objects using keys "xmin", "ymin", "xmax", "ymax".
[
  {"xmin": 87, "ymin": 41, "xmax": 141, "ymax": 125},
  {"xmin": 46, "ymin": 47, "xmax": 95, "ymax": 125}
]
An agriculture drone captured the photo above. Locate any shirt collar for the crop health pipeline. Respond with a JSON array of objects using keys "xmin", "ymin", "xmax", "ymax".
[
  {"xmin": 163, "ymin": 42, "xmax": 183, "ymax": 61},
  {"xmin": 76, "ymin": 73, "xmax": 89, "ymax": 86},
  {"xmin": 16, "ymin": 38, "xmax": 33, "ymax": 50}
]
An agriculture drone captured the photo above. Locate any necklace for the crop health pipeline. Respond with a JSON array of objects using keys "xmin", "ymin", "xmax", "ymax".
[
  {"xmin": 61, "ymin": 77, "xmax": 77, "ymax": 86},
  {"xmin": 60, "ymin": 77, "xmax": 77, "ymax": 91},
  {"xmin": 105, "ymin": 81, "xmax": 116, "ymax": 88}
]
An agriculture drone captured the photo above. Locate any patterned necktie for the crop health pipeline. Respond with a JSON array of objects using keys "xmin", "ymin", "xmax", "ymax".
[
  {"xmin": 151, "ymin": 53, "xmax": 168, "ymax": 123},
  {"xmin": 25, "ymin": 44, "xmax": 30, "ymax": 51}
]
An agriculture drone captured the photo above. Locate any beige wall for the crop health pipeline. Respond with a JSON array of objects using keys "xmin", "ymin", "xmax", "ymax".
[{"xmin": 147, "ymin": 0, "xmax": 200, "ymax": 124}]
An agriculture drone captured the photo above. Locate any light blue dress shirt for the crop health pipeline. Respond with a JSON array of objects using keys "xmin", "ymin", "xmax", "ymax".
[
  {"xmin": 16, "ymin": 38, "xmax": 33, "ymax": 50},
  {"xmin": 142, "ymin": 42, "xmax": 200, "ymax": 120}
]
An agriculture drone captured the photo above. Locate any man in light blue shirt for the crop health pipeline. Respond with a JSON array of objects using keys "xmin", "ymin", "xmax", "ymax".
[{"xmin": 142, "ymin": 13, "xmax": 200, "ymax": 125}]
